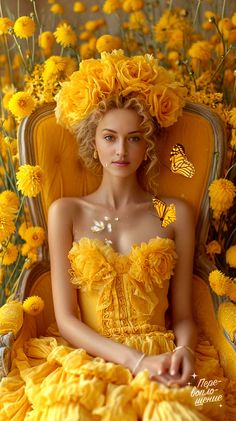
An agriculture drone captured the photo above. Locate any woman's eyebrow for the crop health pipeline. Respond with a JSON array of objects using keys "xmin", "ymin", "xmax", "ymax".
[{"xmin": 102, "ymin": 129, "xmax": 141, "ymax": 134}]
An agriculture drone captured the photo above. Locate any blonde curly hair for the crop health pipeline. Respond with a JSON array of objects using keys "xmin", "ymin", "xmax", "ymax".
[{"xmin": 74, "ymin": 96, "xmax": 160, "ymax": 195}]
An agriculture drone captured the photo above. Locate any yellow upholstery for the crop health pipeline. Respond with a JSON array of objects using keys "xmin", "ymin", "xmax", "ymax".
[{"xmin": 15, "ymin": 101, "xmax": 236, "ymax": 381}]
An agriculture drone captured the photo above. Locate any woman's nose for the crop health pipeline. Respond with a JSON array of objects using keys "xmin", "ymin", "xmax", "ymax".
[{"xmin": 116, "ymin": 139, "xmax": 127, "ymax": 157}]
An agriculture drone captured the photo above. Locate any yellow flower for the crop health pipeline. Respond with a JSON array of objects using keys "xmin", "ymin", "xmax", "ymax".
[
  {"xmin": 79, "ymin": 31, "xmax": 93, "ymax": 41},
  {"xmin": 50, "ymin": 3, "xmax": 64, "ymax": 14},
  {"xmin": 226, "ymin": 245, "xmax": 236, "ymax": 269},
  {"xmin": 96, "ymin": 35, "xmax": 122, "ymax": 53},
  {"xmin": 129, "ymin": 238, "xmax": 177, "ymax": 289},
  {"xmin": 103, "ymin": 0, "xmax": 122, "ymax": 14},
  {"xmin": 54, "ymin": 23, "xmax": 77, "ymax": 48},
  {"xmin": 122, "ymin": 0, "xmax": 144, "ymax": 13},
  {"xmin": 23, "ymin": 296, "xmax": 44, "ymax": 316},
  {"xmin": 73, "ymin": 2, "xmax": 86, "ymax": 12},
  {"xmin": 229, "ymin": 108, "xmax": 236, "ymax": 128},
  {"xmin": 2, "ymin": 86, "xmax": 15, "ymax": 110},
  {"xmin": 38, "ymin": 31, "xmax": 55, "ymax": 49},
  {"xmin": 24, "ymin": 250, "xmax": 38, "ymax": 269},
  {"xmin": 43, "ymin": 56, "xmax": 78, "ymax": 80},
  {"xmin": 188, "ymin": 41, "xmax": 212, "ymax": 61},
  {"xmin": 209, "ymin": 270, "xmax": 236, "ymax": 302},
  {"xmin": 14, "ymin": 16, "xmax": 36, "ymax": 39},
  {"xmin": 232, "ymin": 12, "xmax": 236, "ymax": 26},
  {"xmin": 91, "ymin": 5, "xmax": 99, "ymax": 12},
  {"xmin": 206, "ymin": 240, "xmax": 222, "ymax": 256},
  {"xmin": 0, "ymin": 17, "xmax": 14, "ymax": 35},
  {"xmin": 0, "ymin": 205, "xmax": 16, "ymax": 242},
  {"xmin": 16, "ymin": 164, "xmax": 44, "ymax": 197},
  {"xmin": 208, "ymin": 178, "xmax": 236, "ymax": 219},
  {"xmin": 129, "ymin": 11, "xmax": 147, "ymax": 30},
  {"xmin": 8, "ymin": 91, "xmax": 35, "ymax": 119},
  {"xmin": 55, "ymin": 50, "xmax": 186, "ymax": 131},
  {"xmin": 24, "ymin": 226, "xmax": 45, "ymax": 248},
  {"xmin": 0, "ymin": 190, "xmax": 19, "ymax": 210},
  {"xmin": 1, "ymin": 243, "xmax": 18, "ymax": 265},
  {"xmin": 19, "ymin": 222, "xmax": 30, "ymax": 240}
]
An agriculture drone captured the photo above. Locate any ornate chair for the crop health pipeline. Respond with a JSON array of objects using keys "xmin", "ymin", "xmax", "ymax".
[{"xmin": 0, "ymin": 101, "xmax": 235, "ymax": 380}]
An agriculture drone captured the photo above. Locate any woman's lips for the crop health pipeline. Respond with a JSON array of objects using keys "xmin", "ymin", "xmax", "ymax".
[{"xmin": 112, "ymin": 161, "xmax": 130, "ymax": 166}]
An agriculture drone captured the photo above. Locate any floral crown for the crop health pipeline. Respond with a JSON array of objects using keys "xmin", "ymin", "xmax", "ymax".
[{"xmin": 55, "ymin": 50, "xmax": 187, "ymax": 132}]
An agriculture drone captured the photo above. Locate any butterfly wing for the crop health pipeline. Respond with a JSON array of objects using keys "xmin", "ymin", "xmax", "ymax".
[
  {"xmin": 152, "ymin": 198, "xmax": 176, "ymax": 228},
  {"xmin": 170, "ymin": 144, "xmax": 195, "ymax": 178}
]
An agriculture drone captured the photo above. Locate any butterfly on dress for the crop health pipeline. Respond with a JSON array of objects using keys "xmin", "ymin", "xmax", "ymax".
[
  {"xmin": 152, "ymin": 197, "xmax": 176, "ymax": 228},
  {"xmin": 170, "ymin": 143, "xmax": 195, "ymax": 178}
]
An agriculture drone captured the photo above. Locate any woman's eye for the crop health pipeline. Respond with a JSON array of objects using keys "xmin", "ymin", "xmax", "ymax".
[
  {"xmin": 104, "ymin": 135, "xmax": 114, "ymax": 141},
  {"xmin": 129, "ymin": 136, "xmax": 141, "ymax": 142}
]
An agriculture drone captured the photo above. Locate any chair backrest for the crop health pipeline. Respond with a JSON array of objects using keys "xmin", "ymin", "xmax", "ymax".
[{"xmin": 18, "ymin": 101, "xmax": 226, "ymax": 271}]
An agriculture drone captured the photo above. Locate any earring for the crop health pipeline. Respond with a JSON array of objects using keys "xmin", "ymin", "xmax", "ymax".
[
  {"xmin": 93, "ymin": 149, "xmax": 98, "ymax": 160},
  {"xmin": 144, "ymin": 151, "xmax": 148, "ymax": 161}
]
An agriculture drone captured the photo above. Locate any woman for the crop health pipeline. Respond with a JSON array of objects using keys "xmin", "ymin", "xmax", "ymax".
[{"xmin": 0, "ymin": 51, "xmax": 234, "ymax": 420}]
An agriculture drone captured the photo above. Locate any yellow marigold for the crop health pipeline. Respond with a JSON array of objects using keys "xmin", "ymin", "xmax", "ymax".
[
  {"xmin": 2, "ymin": 87, "xmax": 15, "ymax": 110},
  {"xmin": 206, "ymin": 240, "xmax": 221, "ymax": 256},
  {"xmin": 1, "ymin": 243, "xmax": 18, "ymax": 265},
  {"xmin": 23, "ymin": 296, "xmax": 44, "ymax": 316},
  {"xmin": 226, "ymin": 245, "xmax": 236, "ymax": 269},
  {"xmin": 0, "ymin": 17, "xmax": 14, "ymax": 35},
  {"xmin": 8, "ymin": 91, "xmax": 35, "ymax": 119},
  {"xmin": 54, "ymin": 23, "xmax": 77, "ymax": 48},
  {"xmin": 122, "ymin": 0, "xmax": 144, "ymax": 13},
  {"xmin": 188, "ymin": 41, "xmax": 212, "ymax": 61},
  {"xmin": 73, "ymin": 2, "xmax": 86, "ymax": 12},
  {"xmin": 79, "ymin": 31, "xmax": 92, "ymax": 41},
  {"xmin": 0, "ymin": 205, "xmax": 16, "ymax": 242},
  {"xmin": 208, "ymin": 178, "xmax": 236, "ymax": 219},
  {"xmin": 38, "ymin": 31, "xmax": 55, "ymax": 49},
  {"xmin": 14, "ymin": 16, "xmax": 36, "ymax": 39},
  {"xmin": 96, "ymin": 35, "xmax": 122, "ymax": 53},
  {"xmin": 16, "ymin": 164, "xmax": 44, "ymax": 197},
  {"xmin": 24, "ymin": 226, "xmax": 45, "ymax": 248},
  {"xmin": 50, "ymin": 3, "xmax": 64, "ymax": 14},
  {"xmin": 129, "ymin": 11, "xmax": 146, "ymax": 30},
  {"xmin": 19, "ymin": 222, "xmax": 30, "ymax": 240},
  {"xmin": 79, "ymin": 42, "xmax": 93, "ymax": 59},
  {"xmin": 43, "ymin": 56, "xmax": 77, "ymax": 80},
  {"xmin": 0, "ymin": 190, "xmax": 19, "ymax": 210},
  {"xmin": 84, "ymin": 20, "xmax": 99, "ymax": 32},
  {"xmin": 91, "ymin": 5, "xmax": 99, "ymax": 12},
  {"xmin": 229, "ymin": 108, "xmax": 236, "ymax": 128},
  {"xmin": 103, "ymin": 0, "xmax": 122, "ymax": 14},
  {"xmin": 209, "ymin": 270, "xmax": 236, "ymax": 302}
]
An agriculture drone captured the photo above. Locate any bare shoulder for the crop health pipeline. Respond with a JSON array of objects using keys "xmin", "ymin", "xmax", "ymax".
[{"xmin": 48, "ymin": 197, "xmax": 79, "ymax": 218}]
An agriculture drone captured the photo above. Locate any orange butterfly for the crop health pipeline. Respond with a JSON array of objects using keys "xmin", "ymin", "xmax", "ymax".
[
  {"xmin": 152, "ymin": 197, "xmax": 176, "ymax": 228},
  {"xmin": 170, "ymin": 144, "xmax": 195, "ymax": 178}
]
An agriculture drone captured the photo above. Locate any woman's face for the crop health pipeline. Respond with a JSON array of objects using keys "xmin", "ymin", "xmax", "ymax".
[{"xmin": 95, "ymin": 108, "xmax": 147, "ymax": 178}]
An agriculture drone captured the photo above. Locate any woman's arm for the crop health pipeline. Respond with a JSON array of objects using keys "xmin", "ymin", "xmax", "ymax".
[
  {"xmin": 168, "ymin": 199, "xmax": 197, "ymax": 385},
  {"xmin": 48, "ymin": 199, "xmax": 141, "ymax": 370}
]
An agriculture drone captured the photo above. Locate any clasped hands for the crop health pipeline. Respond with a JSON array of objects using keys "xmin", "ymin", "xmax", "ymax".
[{"xmin": 132, "ymin": 346, "xmax": 195, "ymax": 388}]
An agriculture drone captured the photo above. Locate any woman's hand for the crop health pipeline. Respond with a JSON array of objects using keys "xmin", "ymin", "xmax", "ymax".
[{"xmin": 133, "ymin": 348, "xmax": 195, "ymax": 387}]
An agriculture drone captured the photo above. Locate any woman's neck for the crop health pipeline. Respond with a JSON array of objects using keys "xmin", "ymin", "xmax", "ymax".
[{"xmin": 95, "ymin": 173, "xmax": 149, "ymax": 210}]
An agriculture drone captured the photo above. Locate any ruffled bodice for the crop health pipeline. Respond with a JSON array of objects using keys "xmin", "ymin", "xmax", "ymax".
[{"xmin": 68, "ymin": 237, "xmax": 178, "ymax": 354}]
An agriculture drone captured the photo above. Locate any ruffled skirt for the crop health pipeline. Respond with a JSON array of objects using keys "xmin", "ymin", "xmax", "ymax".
[{"xmin": 0, "ymin": 327, "xmax": 235, "ymax": 421}]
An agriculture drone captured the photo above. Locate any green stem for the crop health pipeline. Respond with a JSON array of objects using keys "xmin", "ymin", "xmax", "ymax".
[
  {"xmin": 168, "ymin": 0, "xmax": 173, "ymax": 12},
  {"xmin": 225, "ymin": 161, "xmax": 236, "ymax": 179},
  {"xmin": 32, "ymin": 0, "xmax": 42, "ymax": 32},
  {"xmin": 12, "ymin": 33, "xmax": 29, "ymax": 73},
  {"xmin": 17, "ymin": 0, "xmax": 20, "ymax": 18},
  {"xmin": 5, "ymin": 252, "xmax": 22, "ymax": 290},
  {"xmin": 193, "ymin": 0, "xmax": 202, "ymax": 27},
  {"xmin": 208, "ymin": 47, "xmax": 231, "ymax": 85},
  {"xmin": 221, "ymin": 0, "xmax": 226, "ymax": 20},
  {"xmin": 3, "ymin": 35, "xmax": 14, "ymax": 85}
]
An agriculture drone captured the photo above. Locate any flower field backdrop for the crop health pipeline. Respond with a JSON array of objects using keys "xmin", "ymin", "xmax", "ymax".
[{"xmin": 0, "ymin": 0, "xmax": 236, "ymax": 316}]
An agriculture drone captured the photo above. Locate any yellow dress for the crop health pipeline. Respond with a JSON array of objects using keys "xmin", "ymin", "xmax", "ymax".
[{"xmin": 0, "ymin": 237, "xmax": 236, "ymax": 420}]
